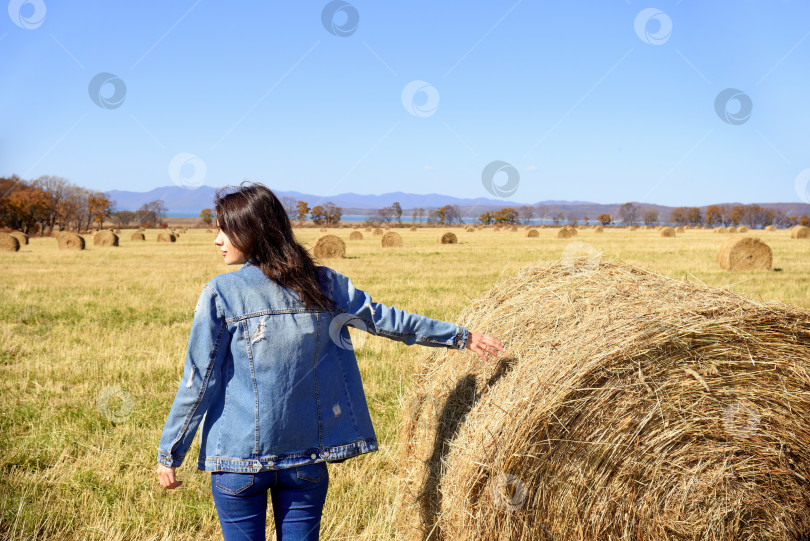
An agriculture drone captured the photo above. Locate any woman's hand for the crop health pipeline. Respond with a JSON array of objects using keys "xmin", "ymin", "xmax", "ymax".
[
  {"xmin": 467, "ymin": 332, "xmax": 505, "ymax": 362},
  {"xmin": 157, "ymin": 464, "xmax": 183, "ymax": 489}
]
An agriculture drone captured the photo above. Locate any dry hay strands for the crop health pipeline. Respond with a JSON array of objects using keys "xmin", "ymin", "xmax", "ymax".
[
  {"xmin": 381, "ymin": 231, "xmax": 402, "ymax": 248},
  {"xmin": 765, "ymin": 225, "xmax": 777, "ymax": 232},
  {"xmin": 556, "ymin": 227, "xmax": 576, "ymax": 239},
  {"xmin": 131, "ymin": 231, "xmax": 146, "ymax": 241},
  {"xmin": 58, "ymin": 233, "xmax": 85, "ymax": 250},
  {"xmin": 349, "ymin": 231, "xmax": 363, "ymax": 240},
  {"xmin": 0, "ymin": 232, "xmax": 21, "ymax": 252},
  {"xmin": 313, "ymin": 234, "xmax": 346, "ymax": 259},
  {"xmin": 659, "ymin": 226, "xmax": 676, "ymax": 237},
  {"xmin": 93, "ymin": 230, "xmax": 119, "ymax": 247},
  {"xmin": 791, "ymin": 225, "xmax": 809, "ymax": 239},
  {"xmin": 156, "ymin": 231, "xmax": 176, "ymax": 243},
  {"xmin": 525, "ymin": 229, "xmax": 539, "ymax": 238},
  {"xmin": 373, "ymin": 227, "xmax": 384, "ymax": 236},
  {"xmin": 10, "ymin": 231, "xmax": 29, "ymax": 245},
  {"xmin": 397, "ymin": 259, "xmax": 810, "ymax": 541},
  {"xmin": 716, "ymin": 236, "xmax": 772, "ymax": 271},
  {"xmin": 438, "ymin": 232, "xmax": 457, "ymax": 244}
]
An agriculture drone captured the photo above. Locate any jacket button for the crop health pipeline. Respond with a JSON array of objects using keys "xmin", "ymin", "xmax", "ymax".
[{"xmin": 311, "ymin": 453, "xmax": 317, "ymax": 459}]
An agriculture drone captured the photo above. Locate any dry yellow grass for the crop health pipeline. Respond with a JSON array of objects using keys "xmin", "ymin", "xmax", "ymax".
[{"xmin": 1, "ymin": 227, "xmax": 808, "ymax": 540}]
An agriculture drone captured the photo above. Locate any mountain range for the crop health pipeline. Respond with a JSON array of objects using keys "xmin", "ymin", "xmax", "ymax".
[{"xmin": 105, "ymin": 185, "xmax": 810, "ymax": 219}]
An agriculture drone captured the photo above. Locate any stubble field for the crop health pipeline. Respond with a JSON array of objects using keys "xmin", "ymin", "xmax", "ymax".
[{"xmin": 1, "ymin": 226, "xmax": 808, "ymax": 540}]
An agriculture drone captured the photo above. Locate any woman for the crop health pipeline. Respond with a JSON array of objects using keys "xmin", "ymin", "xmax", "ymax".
[{"xmin": 156, "ymin": 182, "xmax": 505, "ymax": 540}]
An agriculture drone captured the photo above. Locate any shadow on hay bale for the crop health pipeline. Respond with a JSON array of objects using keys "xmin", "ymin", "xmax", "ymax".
[
  {"xmin": 398, "ymin": 260, "xmax": 810, "ymax": 540},
  {"xmin": 0, "ymin": 232, "xmax": 21, "ymax": 252},
  {"xmin": 10, "ymin": 231, "xmax": 28, "ymax": 245}
]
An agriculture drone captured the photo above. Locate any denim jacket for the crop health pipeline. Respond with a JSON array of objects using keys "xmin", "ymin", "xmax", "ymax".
[{"xmin": 157, "ymin": 261, "xmax": 469, "ymax": 473}]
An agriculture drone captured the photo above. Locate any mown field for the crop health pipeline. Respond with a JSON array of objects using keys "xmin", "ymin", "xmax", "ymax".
[{"xmin": 1, "ymin": 226, "xmax": 808, "ymax": 540}]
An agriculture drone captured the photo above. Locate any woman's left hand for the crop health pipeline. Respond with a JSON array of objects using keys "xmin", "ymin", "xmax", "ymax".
[
  {"xmin": 157, "ymin": 464, "xmax": 183, "ymax": 489},
  {"xmin": 466, "ymin": 332, "xmax": 506, "ymax": 362}
]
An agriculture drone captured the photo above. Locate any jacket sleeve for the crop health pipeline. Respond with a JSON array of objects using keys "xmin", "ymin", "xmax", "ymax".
[
  {"xmin": 323, "ymin": 268, "xmax": 468, "ymax": 350},
  {"xmin": 157, "ymin": 283, "xmax": 230, "ymax": 468}
]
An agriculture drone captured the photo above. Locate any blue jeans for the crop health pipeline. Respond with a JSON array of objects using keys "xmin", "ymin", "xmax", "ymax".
[{"xmin": 211, "ymin": 462, "xmax": 329, "ymax": 540}]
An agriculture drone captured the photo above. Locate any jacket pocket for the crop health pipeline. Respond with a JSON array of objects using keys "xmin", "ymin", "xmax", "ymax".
[
  {"xmin": 215, "ymin": 472, "xmax": 255, "ymax": 495},
  {"xmin": 296, "ymin": 462, "xmax": 328, "ymax": 484}
]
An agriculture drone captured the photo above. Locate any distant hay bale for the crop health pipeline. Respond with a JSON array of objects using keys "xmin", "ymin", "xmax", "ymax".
[
  {"xmin": 727, "ymin": 226, "xmax": 738, "ymax": 233},
  {"xmin": 765, "ymin": 225, "xmax": 776, "ymax": 232},
  {"xmin": 381, "ymin": 231, "xmax": 402, "ymax": 248},
  {"xmin": 319, "ymin": 228, "xmax": 328, "ymax": 232},
  {"xmin": 525, "ymin": 229, "xmax": 539, "ymax": 238},
  {"xmin": 156, "ymin": 232, "xmax": 176, "ymax": 243},
  {"xmin": 114, "ymin": 229, "xmax": 121, "ymax": 234},
  {"xmin": 629, "ymin": 225, "xmax": 639, "ymax": 231},
  {"xmin": 131, "ymin": 232, "xmax": 145, "ymax": 241},
  {"xmin": 738, "ymin": 226, "xmax": 749, "ymax": 233},
  {"xmin": 556, "ymin": 227, "xmax": 574, "ymax": 239},
  {"xmin": 349, "ymin": 231, "xmax": 363, "ymax": 240},
  {"xmin": 675, "ymin": 226, "xmax": 685, "ymax": 233},
  {"xmin": 93, "ymin": 230, "xmax": 119, "ymax": 247},
  {"xmin": 58, "ymin": 233, "xmax": 85, "ymax": 250},
  {"xmin": 0, "ymin": 232, "xmax": 20, "ymax": 252},
  {"xmin": 313, "ymin": 235, "xmax": 346, "ymax": 259},
  {"xmin": 717, "ymin": 236, "xmax": 772, "ymax": 271},
  {"xmin": 594, "ymin": 225, "xmax": 604, "ymax": 233},
  {"xmin": 510, "ymin": 226, "xmax": 518, "ymax": 232},
  {"xmin": 791, "ymin": 225, "xmax": 809, "ymax": 239},
  {"xmin": 398, "ymin": 259, "xmax": 810, "ymax": 540},
  {"xmin": 660, "ymin": 227, "xmax": 676, "ymax": 237},
  {"xmin": 373, "ymin": 228, "xmax": 384, "ymax": 236},
  {"xmin": 715, "ymin": 227, "xmax": 728, "ymax": 233},
  {"xmin": 438, "ymin": 232, "xmax": 457, "ymax": 244},
  {"xmin": 365, "ymin": 227, "xmax": 372, "ymax": 232},
  {"xmin": 206, "ymin": 229, "xmax": 213, "ymax": 234},
  {"xmin": 410, "ymin": 226, "xmax": 418, "ymax": 232},
  {"xmin": 10, "ymin": 231, "xmax": 28, "ymax": 245},
  {"xmin": 465, "ymin": 226, "xmax": 475, "ymax": 232},
  {"xmin": 493, "ymin": 226, "xmax": 502, "ymax": 232}
]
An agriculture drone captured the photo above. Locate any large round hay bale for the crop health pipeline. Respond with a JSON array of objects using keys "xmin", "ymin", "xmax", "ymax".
[
  {"xmin": 349, "ymin": 231, "xmax": 363, "ymax": 240},
  {"xmin": 556, "ymin": 227, "xmax": 574, "ymax": 239},
  {"xmin": 398, "ymin": 260, "xmax": 810, "ymax": 540},
  {"xmin": 93, "ymin": 230, "xmax": 119, "ymax": 247},
  {"xmin": 660, "ymin": 226, "xmax": 676, "ymax": 237},
  {"xmin": 717, "ymin": 236, "xmax": 772, "ymax": 271},
  {"xmin": 438, "ymin": 232, "xmax": 457, "ymax": 244},
  {"xmin": 465, "ymin": 226, "xmax": 475, "ymax": 232},
  {"xmin": 765, "ymin": 225, "xmax": 776, "ymax": 232},
  {"xmin": 156, "ymin": 232, "xmax": 176, "ymax": 243},
  {"xmin": 525, "ymin": 229, "xmax": 539, "ymax": 238},
  {"xmin": 58, "ymin": 233, "xmax": 85, "ymax": 250},
  {"xmin": 313, "ymin": 235, "xmax": 346, "ymax": 259},
  {"xmin": 593, "ymin": 225, "xmax": 604, "ymax": 233},
  {"xmin": 373, "ymin": 228, "xmax": 384, "ymax": 236},
  {"xmin": 381, "ymin": 231, "xmax": 402, "ymax": 248},
  {"xmin": 0, "ymin": 232, "xmax": 20, "ymax": 252},
  {"xmin": 738, "ymin": 226, "xmax": 749, "ymax": 233},
  {"xmin": 10, "ymin": 231, "xmax": 28, "ymax": 245},
  {"xmin": 131, "ymin": 232, "xmax": 145, "ymax": 241},
  {"xmin": 791, "ymin": 225, "xmax": 809, "ymax": 239}
]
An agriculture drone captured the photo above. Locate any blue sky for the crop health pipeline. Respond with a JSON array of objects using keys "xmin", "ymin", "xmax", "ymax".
[{"xmin": 2, "ymin": 1, "xmax": 809, "ymax": 206}]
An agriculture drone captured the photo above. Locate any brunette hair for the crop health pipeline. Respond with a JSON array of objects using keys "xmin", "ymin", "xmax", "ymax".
[{"xmin": 214, "ymin": 182, "xmax": 334, "ymax": 311}]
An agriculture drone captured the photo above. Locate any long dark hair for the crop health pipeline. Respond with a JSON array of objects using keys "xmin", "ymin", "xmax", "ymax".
[{"xmin": 214, "ymin": 182, "xmax": 334, "ymax": 311}]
